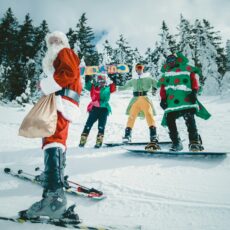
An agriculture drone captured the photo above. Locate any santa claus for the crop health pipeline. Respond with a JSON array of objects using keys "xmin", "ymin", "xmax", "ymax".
[{"xmin": 20, "ymin": 31, "xmax": 82, "ymax": 221}]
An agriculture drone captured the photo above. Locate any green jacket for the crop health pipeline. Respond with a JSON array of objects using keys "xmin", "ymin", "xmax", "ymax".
[
  {"xmin": 158, "ymin": 52, "xmax": 211, "ymax": 127},
  {"xmin": 119, "ymin": 72, "xmax": 157, "ymax": 117}
]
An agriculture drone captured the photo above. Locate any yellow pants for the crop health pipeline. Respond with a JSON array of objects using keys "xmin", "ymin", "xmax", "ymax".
[{"xmin": 127, "ymin": 97, "xmax": 156, "ymax": 128}]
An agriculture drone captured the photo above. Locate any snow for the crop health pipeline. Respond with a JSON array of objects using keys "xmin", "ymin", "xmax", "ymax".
[{"xmin": 0, "ymin": 91, "xmax": 230, "ymax": 230}]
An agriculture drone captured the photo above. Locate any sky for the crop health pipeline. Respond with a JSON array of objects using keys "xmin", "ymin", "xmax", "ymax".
[{"xmin": 0, "ymin": 0, "xmax": 229, "ymax": 54}]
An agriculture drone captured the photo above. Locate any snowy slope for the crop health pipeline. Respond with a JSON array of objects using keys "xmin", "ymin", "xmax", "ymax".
[{"xmin": 0, "ymin": 91, "xmax": 230, "ymax": 230}]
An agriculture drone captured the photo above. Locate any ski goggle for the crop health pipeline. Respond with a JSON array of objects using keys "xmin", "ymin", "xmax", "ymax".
[
  {"xmin": 166, "ymin": 55, "xmax": 177, "ymax": 64},
  {"xmin": 135, "ymin": 65, "xmax": 144, "ymax": 70}
]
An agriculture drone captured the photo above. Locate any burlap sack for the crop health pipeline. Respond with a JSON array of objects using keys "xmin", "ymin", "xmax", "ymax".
[{"xmin": 19, "ymin": 94, "xmax": 57, "ymax": 138}]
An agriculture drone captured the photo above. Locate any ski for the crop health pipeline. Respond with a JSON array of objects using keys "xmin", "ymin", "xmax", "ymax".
[
  {"xmin": 0, "ymin": 215, "xmax": 111, "ymax": 229},
  {"xmin": 124, "ymin": 148, "xmax": 228, "ymax": 156},
  {"xmin": 4, "ymin": 167, "xmax": 106, "ymax": 200},
  {"xmin": 104, "ymin": 140, "xmax": 172, "ymax": 147}
]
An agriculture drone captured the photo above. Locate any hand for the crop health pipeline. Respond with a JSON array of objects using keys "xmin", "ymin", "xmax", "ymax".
[
  {"xmin": 160, "ymin": 99, "xmax": 167, "ymax": 110},
  {"xmin": 188, "ymin": 90, "xmax": 197, "ymax": 104}
]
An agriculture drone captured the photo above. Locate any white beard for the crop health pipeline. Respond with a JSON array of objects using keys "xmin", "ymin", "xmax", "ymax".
[{"xmin": 42, "ymin": 44, "xmax": 65, "ymax": 76}]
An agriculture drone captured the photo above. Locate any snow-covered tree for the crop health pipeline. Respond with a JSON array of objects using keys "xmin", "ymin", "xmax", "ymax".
[
  {"xmin": 177, "ymin": 14, "xmax": 195, "ymax": 65},
  {"xmin": 101, "ymin": 39, "xmax": 114, "ymax": 65},
  {"xmin": 226, "ymin": 40, "xmax": 230, "ymax": 71},
  {"xmin": 202, "ymin": 19, "xmax": 226, "ymax": 76},
  {"xmin": 221, "ymin": 40, "xmax": 230, "ymax": 96},
  {"xmin": 194, "ymin": 20, "xmax": 221, "ymax": 95},
  {"xmin": 114, "ymin": 34, "xmax": 134, "ymax": 65},
  {"xmin": 75, "ymin": 13, "xmax": 99, "ymax": 65},
  {"xmin": 159, "ymin": 21, "xmax": 177, "ymax": 56}
]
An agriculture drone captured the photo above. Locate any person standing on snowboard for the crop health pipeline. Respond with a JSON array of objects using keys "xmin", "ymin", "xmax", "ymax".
[
  {"xmin": 158, "ymin": 52, "xmax": 211, "ymax": 152},
  {"xmin": 21, "ymin": 31, "xmax": 82, "ymax": 219},
  {"xmin": 79, "ymin": 73, "xmax": 116, "ymax": 148},
  {"xmin": 119, "ymin": 63, "xmax": 161, "ymax": 151}
]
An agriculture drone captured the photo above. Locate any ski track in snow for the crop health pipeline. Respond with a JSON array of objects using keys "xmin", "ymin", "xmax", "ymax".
[{"xmin": 0, "ymin": 93, "xmax": 230, "ymax": 230}]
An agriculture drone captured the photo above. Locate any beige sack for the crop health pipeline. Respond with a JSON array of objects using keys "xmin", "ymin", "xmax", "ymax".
[{"xmin": 19, "ymin": 94, "xmax": 57, "ymax": 138}]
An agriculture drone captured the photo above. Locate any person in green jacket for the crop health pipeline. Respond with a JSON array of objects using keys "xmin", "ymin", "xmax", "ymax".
[
  {"xmin": 158, "ymin": 53, "xmax": 211, "ymax": 151},
  {"xmin": 79, "ymin": 73, "xmax": 116, "ymax": 148},
  {"xmin": 119, "ymin": 63, "xmax": 160, "ymax": 151}
]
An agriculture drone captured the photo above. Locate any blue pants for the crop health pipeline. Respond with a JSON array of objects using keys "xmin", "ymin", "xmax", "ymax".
[{"xmin": 82, "ymin": 106, "xmax": 108, "ymax": 135}]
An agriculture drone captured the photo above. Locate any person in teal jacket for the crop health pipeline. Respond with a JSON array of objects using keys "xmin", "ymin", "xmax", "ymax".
[{"xmin": 79, "ymin": 73, "xmax": 116, "ymax": 148}]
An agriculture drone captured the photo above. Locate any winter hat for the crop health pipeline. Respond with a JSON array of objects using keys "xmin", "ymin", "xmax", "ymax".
[
  {"xmin": 166, "ymin": 54, "xmax": 177, "ymax": 64},
  {"xmin": 45, "ymin": 31, "xmax": 70, "ymax": 48}
]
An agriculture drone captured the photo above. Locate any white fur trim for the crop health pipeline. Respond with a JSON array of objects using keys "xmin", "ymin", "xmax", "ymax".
[
  {"xmin": 165, "ymin": 104, "xmax": 199, "ymax": 113},
  {"xmin": 132, "ymin": 72, "xmax": 151, "ymax": 79},
  {"xmin": 43, "ymin": 142, "xmax": 66, "ymax": 152},
  {"xmin": 56, "ymin": 96, "xmax": 81, "ymax": 123},
  {"xmin": 165, "ymin": 85, "xmax": 192, "ymax": 91},
  {"xmin": 164, "ymin": 71, "xmax": 190, "ymax": 77},
  {"xmin": 40, "ymin": 73, "xmax": 62, "ymax": 95}
]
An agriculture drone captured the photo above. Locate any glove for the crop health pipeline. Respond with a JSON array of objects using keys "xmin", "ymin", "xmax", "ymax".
[
  {"xmin": 188, "ymin": 90, "xmax": 197, "ymax": 104},
  {"xmin": 85, "ymin": 75, "xmax": 92, "ymax": 83},
  {"xmin": 160, "ymin": 99, "xmax": 167, "ymax": 110}
]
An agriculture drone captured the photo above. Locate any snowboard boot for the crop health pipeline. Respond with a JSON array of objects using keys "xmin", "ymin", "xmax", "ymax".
[
  {"xmin": 79, "ymin": 133, "xmax": 88, "ymax": 147},
  {"xmin": 169, "ymin": 132, "xmax": 183, "ymax": 152},
  {"xmin": 189, "ymin": 135, "xmax": 204, "ymax": 152},
  {"xmin": 94, "ymin": 133, "xmax": 104, "ymax": 148},
  {"xmin": 22, "ymin": 147, "xmax": 68, "ymax": 219},
  {"xmin": 122, "ymin": 127, "xmax": 132, "ymax": 143},
  {"xmin": 145, "ymin": 126, "xmax": 161, "ymax": 152}
]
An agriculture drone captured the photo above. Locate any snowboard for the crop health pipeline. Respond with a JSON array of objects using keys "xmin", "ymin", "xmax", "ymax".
[
  {"xmin": 104, "ymin": 141, "xmax": 172, "ymax": 147},
  {"xmin": 80, "ymin": 64, "xmax": 129, "ymax": 76},
  {"xmin": 124, "ymin": 148, "xmax": 228, "ymax": 156}
]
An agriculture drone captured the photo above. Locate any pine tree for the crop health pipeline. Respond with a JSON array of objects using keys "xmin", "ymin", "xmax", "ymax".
[
  {"xmin": 101, "ymin": 39, "xmax": 114, "ymax": 65},
  {"xmin": 0, "ymin": 8, "xmax": 19, "ymax": 100},
  {"xmin": 202, "ymin": 19, "xmax": 226, "ymax": 77},
  {"xmin": 193, "ymin": 19, "xmax": 221, "ymax": 95},
  {"xmin": 114, "ymin": 34, "xmax": 134, "ymax": 65},
  {"xmin": 32, "ymin": 20, "xmax": 49, "ymax": 99},
  {"xmin": 177, "ymin": 14, "xmax": 195, "ymax": 65},
  {"xmin": 10, "ymin": 13, "xmax": 37, "ymax": 100},
  {"xmin": 66, "ymin": 27, "xmax": 77, "ymax": 50},
  {"xmin": 75, "ymin": 13, "xmax": 99, "ymax": 65},
  {"xmin": 159, "ymin": 21, "xmax": 177, "ymax": 56},
  {"xmin": 226, "ymin": 40, "xmax": 230, "ymax": 71},
  {"xmin": 221, "ymin": 40, "xmax": 230, "ymax": 96}
]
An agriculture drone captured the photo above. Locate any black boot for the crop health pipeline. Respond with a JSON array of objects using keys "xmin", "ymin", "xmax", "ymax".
[
  {"xmin": 122, "ymin": 127, "xmax": 132, "ymax": 143},
  {"xmin": 169, "ymin": 132, "xmax": 183, "ymax": 152},
  {"xmin": 189, "ymin": 135, "xmax": 204, "ymax": 152},
  {"xmin": 145, "ymin": 126, "xmax": 161, "ymax": 152},
  {"xmin": 23, "ymin": 147, "xmax": 67, "ymax": 219}
]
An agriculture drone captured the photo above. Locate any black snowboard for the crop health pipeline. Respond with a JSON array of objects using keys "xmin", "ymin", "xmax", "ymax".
[
  {"xmin": 104, "ymin": 141, "xmax": 172, "ymax": 147},
  {"xmin": 124, "ymin": 148, "xmax": 228, "ymax": 156}
]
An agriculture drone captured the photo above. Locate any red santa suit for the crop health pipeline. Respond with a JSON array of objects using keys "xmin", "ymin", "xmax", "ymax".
[{"xmin": 40, "ymin": 33, "xmax": 82, "ymax": 151}]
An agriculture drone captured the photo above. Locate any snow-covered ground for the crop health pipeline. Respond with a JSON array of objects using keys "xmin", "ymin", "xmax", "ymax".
[{"xmin": 0, "ymin": 91, "xmax": 230, "ymax": 230}]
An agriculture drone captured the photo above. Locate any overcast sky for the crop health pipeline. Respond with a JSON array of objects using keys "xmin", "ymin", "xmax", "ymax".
[{"xmin": 0, "ymin": 0, "xmax": 229, "ymax": 54}]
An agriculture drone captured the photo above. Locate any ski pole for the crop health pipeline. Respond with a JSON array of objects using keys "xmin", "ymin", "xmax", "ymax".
[{"xmin": 17, "ymin": 169, "xmax": 36, "ymax": 177}]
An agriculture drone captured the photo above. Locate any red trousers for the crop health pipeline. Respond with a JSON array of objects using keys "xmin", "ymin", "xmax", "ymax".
[{"xmin": 43, "ymin": 112, "xmax": 69, "ymax": 150}]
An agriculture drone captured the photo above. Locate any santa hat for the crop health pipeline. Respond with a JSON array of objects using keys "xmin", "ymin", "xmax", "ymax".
[{"xmin": 45, "ymin": 31, "xmax": 70, "ymax": 48}]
